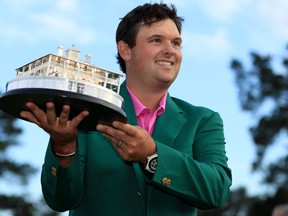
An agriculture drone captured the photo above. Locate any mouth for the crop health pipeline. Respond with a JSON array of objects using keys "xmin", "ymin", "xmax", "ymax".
[{"xmin": 155, "ymin": 60, "xmax": 174, "ymax": 66}]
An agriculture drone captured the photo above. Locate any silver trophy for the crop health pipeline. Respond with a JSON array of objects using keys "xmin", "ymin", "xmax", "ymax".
[{"xmin": 0, "ymin": 45, "xmax": 127, "ymax": 130}]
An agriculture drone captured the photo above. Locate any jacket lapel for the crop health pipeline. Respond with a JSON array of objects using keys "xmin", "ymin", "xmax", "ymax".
[
  {"xmin": 152, "ymin": 94, "xmax": 186, "ymax": 147},
  {"xmin": 120, "ymin": 82, "xmax": 138, "ymax": 126}
]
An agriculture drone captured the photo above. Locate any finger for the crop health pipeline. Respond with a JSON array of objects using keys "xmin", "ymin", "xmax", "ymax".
[
  {"xmin": 96, "ymin": 125, "xmax": 115, "ymax": 143},
  {"xmin": 111, "ymin": 121, "xmax": 136, "ymax": 136},
  {"xmin": 97, "ymin": 124, "xmax": 129, "ymax": 149},
  {"xmin": 101, "ymin": 132, "xmax": 117, "ymax": 145},
  {"xmin": 69, "ymin": 110, "xmax": 89, "ymax": 128},
  {"xmin": 20, "ymin": 110, "xmax": 41, "ymax": 126},
  {"xmin": 46, "ymin": 102, "xmax": 57, "ymax": 124},
  {"xmin": 97, "ymin": 124, "xmax": 122, "ymax": 138},
  {"xmin": 58, "ymin": 105, "xmax": 71, "ymax": 127},
  {"xmin": 101, "ymin": 132, "xmax": 125, "ymax": 151},
  {"xmin": 25, "ymin": 102, "xmax": 48, "ymax": 125}
]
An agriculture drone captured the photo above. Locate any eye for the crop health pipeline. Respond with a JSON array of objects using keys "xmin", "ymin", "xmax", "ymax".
[
  {"xmin": 150, "ymin": 38, "xmax": 161, "ymax": 44},
  {"xmin": 172, "ymin": 40, "xmax": 182, "ymax": 48}
]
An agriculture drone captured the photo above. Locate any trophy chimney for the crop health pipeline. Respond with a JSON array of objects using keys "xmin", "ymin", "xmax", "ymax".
[
  {"xmin": 85, "ymin": 54, "xmax": 92, "ymax": 63},
  {"xmin": 65, "ymin": 44, "xmax": 80, "ymax": 60},
  {"xmin": 57, "ymin": 45, "xmax": 64, "ymax": 56}
]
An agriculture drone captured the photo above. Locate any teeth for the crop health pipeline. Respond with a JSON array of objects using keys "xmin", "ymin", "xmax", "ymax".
[{"xmin": 156, "ymin": 61, "xmax": 172, "ymax": 66}]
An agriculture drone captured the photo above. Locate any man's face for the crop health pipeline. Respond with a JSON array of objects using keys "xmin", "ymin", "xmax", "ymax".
[{"xmin": 125, "ymin": 19, "xmax": 182, "ymax": 90}]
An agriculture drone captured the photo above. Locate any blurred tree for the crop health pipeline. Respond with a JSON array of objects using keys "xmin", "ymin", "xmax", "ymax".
[
  {"xmin": 228, "ymin": 44, "xmax": 288, "ymax": 215},
  {"xmin": 0, "ymin": 108, "xmax": 59, "ymax": 216},
  {"xmin": 230, "ymin": 46, "xmax": 288, "ymax": 171}
]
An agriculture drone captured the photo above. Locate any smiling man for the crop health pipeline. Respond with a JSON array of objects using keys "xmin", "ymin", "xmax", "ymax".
[{"xmin": 21, "ymin": 3, "xmax": 232, "ymax": 216}]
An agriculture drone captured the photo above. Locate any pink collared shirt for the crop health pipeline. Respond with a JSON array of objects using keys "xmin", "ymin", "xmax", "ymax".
[{"xmin": 126, "ymin": 85, "xmax": 167, "ymax": 135}]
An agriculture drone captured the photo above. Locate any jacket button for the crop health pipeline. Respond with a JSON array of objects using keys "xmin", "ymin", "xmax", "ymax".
[
  {"xmin": 162, "ymin": 177, "xmax": 171, "ymax": 185},
  {"xmin": 51, "ymin": 167, "xmax": 57, "ymax": 176}
]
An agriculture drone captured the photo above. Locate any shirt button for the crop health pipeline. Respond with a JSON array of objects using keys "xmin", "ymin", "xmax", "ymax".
[{"xmin": 162, "ymin": 177, "xmax": 171, "ymax": 185}]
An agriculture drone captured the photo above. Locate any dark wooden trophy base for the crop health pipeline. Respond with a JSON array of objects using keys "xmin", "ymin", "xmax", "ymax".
[{"xmin": 0, "ymin": 88, "xmax": 127, "ymax": 131}]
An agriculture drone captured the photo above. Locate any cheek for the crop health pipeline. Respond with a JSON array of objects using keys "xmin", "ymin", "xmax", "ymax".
[
  {"xmin": 134, "ymin": 47, "xmax": 150, "ymax": 60},
  {"xmin": 142, "ymin": 47, "xmax": 155, "ymax": 59},
  {"xmin": 177, "ymin": 51, "xmax": 183, "ymax": 63}
]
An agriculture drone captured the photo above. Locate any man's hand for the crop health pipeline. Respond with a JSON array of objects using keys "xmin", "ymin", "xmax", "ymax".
[
  {"xmin": 20, "ymin": 102, "xmax": 89, "ymax": 153},
  {"xmin": 96, "ymin": 121, "xmax": 156, "ymax": 164}
]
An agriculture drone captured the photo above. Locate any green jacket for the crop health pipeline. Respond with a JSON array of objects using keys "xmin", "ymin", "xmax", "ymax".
[{"xmin": 41, "ymin": 84, "xmax": 232, "ymax": 216}]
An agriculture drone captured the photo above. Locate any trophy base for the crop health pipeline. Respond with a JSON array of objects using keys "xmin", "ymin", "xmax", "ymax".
[{"xmin": 0, "ymin": 88, "xmax": 127, "ymax": 131}]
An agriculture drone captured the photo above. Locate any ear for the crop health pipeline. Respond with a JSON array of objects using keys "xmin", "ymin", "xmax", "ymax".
[{"xmin": 117, "ymin": 40, "xmax": 131, "ymax": 61}]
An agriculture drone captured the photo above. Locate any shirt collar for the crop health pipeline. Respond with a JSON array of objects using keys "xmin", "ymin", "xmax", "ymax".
[{"xmin": 126, "ymin": 85, "xmax": 167, "ymax": 117}]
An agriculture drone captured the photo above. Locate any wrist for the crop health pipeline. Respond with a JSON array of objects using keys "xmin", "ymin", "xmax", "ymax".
[
  {"xmin": 54, "ymin": 151, "xmax": 76, "ymax": 158},
  {"xmin": 51, "ymin": 141, "xmax": 77, "ymax": 158}
]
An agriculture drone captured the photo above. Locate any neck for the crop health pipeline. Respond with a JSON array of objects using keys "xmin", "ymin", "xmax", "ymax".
[{"xmin": 126, "ymin": 82, "xmax": 168, "ymax": 111}]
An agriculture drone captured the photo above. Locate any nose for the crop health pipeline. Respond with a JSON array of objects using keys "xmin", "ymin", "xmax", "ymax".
[{"xmin": 162, "ymin": 41, "xmax": 176, "ymax": 56}]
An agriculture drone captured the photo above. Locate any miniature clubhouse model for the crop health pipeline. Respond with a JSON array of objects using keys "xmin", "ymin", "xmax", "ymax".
[{"xmin": 0, "ymin": 45, "xmax": 127, "ymax": 130}]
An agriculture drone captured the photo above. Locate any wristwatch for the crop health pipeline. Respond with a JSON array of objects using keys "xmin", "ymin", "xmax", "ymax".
[{"xmin": 144, "ymin": 152, "xmax": 158, "ymax": 173}]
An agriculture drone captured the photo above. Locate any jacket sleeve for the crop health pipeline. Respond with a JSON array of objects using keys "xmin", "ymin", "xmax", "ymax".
[
  {"xmin": 149, "ymin": 111, "xmax": 232, "ymax": 209},
  {"xmin": 41, "ymin": 133, "xmax": 87, "ymax": 211}
]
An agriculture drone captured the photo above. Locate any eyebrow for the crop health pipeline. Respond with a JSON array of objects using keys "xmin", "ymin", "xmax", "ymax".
[{"xmin": 147, "ymin": 34, "xmax": 182, "ymax": 42}]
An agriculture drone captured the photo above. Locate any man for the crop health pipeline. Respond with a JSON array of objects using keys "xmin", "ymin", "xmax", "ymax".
[
  {"xmin": 273, "ymin": 204, "xmax": 288, "ymax": 216},
  {"xmin": 21, "ymin": 3, "xmax": 232, "ymax": 215}
]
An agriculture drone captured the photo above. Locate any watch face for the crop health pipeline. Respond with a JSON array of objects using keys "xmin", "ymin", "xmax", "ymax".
[{"xmin": 149, "ymin": 158, "xmax": 158, "ymax": 171}]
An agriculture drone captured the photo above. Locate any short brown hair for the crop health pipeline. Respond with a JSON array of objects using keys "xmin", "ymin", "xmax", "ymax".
[{"xmin": 116, "ymin": 3, "xmax": 184, "ymax": 73}]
